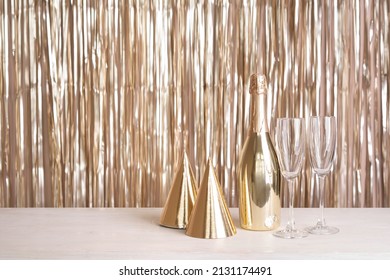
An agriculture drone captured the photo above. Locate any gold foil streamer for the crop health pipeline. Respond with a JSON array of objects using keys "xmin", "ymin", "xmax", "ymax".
[{"xmin": 0, "ymin": 1, "xmax": 389, "ymax": 207}]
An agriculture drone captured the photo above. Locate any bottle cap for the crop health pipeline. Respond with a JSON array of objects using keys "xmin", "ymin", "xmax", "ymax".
[{"xmin": 249, "ymin": 74, "xmax": 267, "ymax": 95}]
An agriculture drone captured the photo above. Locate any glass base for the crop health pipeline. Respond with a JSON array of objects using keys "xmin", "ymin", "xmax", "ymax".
[
  {"xmin": 273, "ymin": 228, "xmax": 308, "ymax": 239},
  {"xmin": 306, "ymin": 225, "xmax": 339, "ymax": 235}
]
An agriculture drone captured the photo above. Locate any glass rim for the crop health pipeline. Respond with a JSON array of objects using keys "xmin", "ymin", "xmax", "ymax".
[
  {"xmin": 309, "ymin": 115, "xmax": 336, "ymax": 119},
  {"xmin": 276, "ymin": 117, "xmax": 305, "ymax": 125},
  {"xmin": 276, "ymin": 117, "xmax": 305, "ymax": 121}
]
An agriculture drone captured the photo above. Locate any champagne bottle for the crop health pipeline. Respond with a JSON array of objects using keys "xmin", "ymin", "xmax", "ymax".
[{"xmin": 238, "ymin": 74, "xmax": 281, "ymax": 230}]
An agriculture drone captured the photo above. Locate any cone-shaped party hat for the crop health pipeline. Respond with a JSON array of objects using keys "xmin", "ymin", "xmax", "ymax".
[
  {"xmin": 160, "ymin": 151, "xmax": 198, "ymax": 229},
  {"xmin": 185, "ymin": 159, "xmax": 236, "ymax": 238}
]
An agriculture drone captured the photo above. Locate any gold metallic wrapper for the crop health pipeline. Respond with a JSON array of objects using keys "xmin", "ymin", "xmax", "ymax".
[
  {"xmin": 0, "ymin": 1, "xmax": 389, "ymax": 207},
  {"xmin": 238, "ymin": 74, "xmax": 281, "ymax": 230}
]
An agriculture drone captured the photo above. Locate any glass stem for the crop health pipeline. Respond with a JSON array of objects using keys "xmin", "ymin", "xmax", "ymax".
[
  {"xmin": 288, "ymin": 178, "xmax": 295, "ymax": 231},
  {"xmin": 318, "ymin": 175, "xmax": 326, "ymax": 227}
]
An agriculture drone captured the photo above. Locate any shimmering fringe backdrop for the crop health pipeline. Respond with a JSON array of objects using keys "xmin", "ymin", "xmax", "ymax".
[{"xmin": 0, "ymin": 0, "xmax": 389, "ymax": 207}]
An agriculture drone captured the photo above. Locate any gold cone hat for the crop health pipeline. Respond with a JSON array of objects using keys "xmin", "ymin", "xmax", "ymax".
[
  {"xmin": 160, "ymin": 151, "xmax": 198, "ymax": 229},
  {"xmin": 186, "ymin": 159, "xmax": 236, "ymax": 239}
]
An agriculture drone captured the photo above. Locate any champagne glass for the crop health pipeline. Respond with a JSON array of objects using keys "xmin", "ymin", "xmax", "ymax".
[
  {"xmin": 306, "ymin": 116, "xmax": 339, "ymax": 235},
  {"xmin": 273, "ymin": 118, "xmax": 308, "ymax": 239}
]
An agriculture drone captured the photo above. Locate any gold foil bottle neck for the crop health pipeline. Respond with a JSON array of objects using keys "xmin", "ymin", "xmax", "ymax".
[
  {"xmin": 160, "ymin": 151, "xmax": 198, "ymax": 229},
  {"xmin": 249, "ymin": 73, "xmax": 269, "ymax": 133},
  {"xmin": 250, "ymin": 73, "xmax": 267, "ymax": 95},
  {"xmin": 185, "ymin": 159, "xmax": 236, "ymax": 239}
]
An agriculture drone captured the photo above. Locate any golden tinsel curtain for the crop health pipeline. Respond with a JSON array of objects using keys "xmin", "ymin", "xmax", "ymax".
[{"xmin": 0, "ymin": 0, "xmax": 389, "ymax": 207}]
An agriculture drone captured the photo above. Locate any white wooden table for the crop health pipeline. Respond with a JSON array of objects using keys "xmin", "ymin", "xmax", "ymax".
[{"xmin": 0, "ymin": 208, "xmax": 389, "ymax": 259}]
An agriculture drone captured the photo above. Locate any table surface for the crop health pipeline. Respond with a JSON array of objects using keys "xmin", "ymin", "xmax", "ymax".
[{"xmin": 0, "ymin": 208, "xmax": 389, "ymax": 260}]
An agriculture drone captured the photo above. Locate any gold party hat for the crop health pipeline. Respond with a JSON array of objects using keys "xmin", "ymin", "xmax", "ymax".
[
  {"xmin": 185, "ymin": 159, "xmax": 236, "ymax": 239},
  {"xmin": 160, "ymin": 151, "xmax": 198, "ymax": 229}
]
